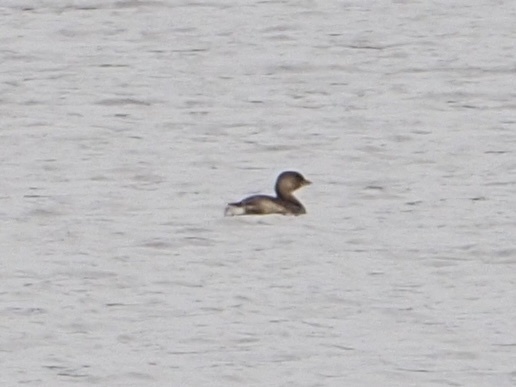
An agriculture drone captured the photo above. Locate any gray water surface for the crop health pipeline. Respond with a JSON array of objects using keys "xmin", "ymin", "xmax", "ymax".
[{"xmin": 1, "ymin": 1, "xmax": 515, "ymax": 386}]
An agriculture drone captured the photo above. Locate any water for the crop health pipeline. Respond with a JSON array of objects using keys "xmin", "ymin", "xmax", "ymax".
[{"xmin": 1, "ymin": 1, "xmax": 515, "ymax": 385}]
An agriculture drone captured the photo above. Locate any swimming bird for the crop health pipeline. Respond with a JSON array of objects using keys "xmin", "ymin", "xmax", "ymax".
[{"xmin": 225, "ymin": 171, "xmax": 311, "ymax": 216}]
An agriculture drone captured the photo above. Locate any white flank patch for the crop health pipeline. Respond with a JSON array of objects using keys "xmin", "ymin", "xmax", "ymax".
[{"xmin": 224, "ymin": 204, "xmax": 245, "ymax": 216}]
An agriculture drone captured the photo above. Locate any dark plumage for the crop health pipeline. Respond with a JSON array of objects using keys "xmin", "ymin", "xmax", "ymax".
[{"xmin": 225, "ymin": 171, "xmax": 311, "ymax": 216}]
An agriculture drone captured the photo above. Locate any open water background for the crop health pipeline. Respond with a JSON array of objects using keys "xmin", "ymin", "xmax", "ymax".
[{"xmin": 1, "ymin": 1, "xmax": 515, "ymax": 385}]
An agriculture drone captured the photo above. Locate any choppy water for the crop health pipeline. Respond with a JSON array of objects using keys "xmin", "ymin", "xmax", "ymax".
[{"xmin": 1, "ymin": 1, "xmax": 515, "ymax": 386}]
